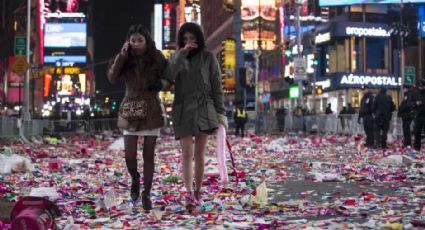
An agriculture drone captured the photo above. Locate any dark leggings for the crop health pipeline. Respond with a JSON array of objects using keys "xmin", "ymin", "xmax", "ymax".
[{"xmin": 124, "ymin": 135, "xmax": 157, "ymax": 194}]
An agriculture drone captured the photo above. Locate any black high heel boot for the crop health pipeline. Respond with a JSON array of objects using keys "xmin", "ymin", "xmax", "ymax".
[
  {"xmin": 130, "ymin": 172, "xmax": 140, "ymax": 202},
  {"xmin": 142, "ymin": 191, "xmax": 152, "ymax": 212}
]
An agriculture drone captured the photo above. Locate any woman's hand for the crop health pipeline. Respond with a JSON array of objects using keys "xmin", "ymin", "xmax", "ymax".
[
  {"xmin": 217, "ymin": 113, "xmax": 228, "ymax": 130},
  {"xmin": 120, "ymin": 41, "xmax": 130, "ymax": 57},
  {"xmin": 183, "ymin": 42, "xmax": 198, "ymax": 53}
]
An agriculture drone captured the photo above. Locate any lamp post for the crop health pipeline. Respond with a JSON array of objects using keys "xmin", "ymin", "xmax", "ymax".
[
  {"xmin": 399, "ymin": 1, "xmax": 405, "ymax": 100},
  {"xmin": 254, "ymin": 49, "xmax": 261, "ymax": 133},
  {"xmin": 295, "ymin": 0, "xmax": 303, "ymax": 103},
  {"xmin": 23, "ymin": 0, "xmax": 31, "ymax": 121},
  {"xmin": 254, "ymin": 0, "xmax": 262, "ymax": 134}
]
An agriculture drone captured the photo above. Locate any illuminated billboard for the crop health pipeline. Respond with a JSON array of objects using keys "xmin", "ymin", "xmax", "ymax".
[
  {"xmin": 154, "ymin": 4, "xmax": 163, "ymax": 50},
  {"xmin": 38, "ymin": 0, "xmax": 87, "ymax": 64},
  {"xmin": 221, "ymin": 39, "xmax": 237, "ymax": 93},
  {"xmin": 44, "ymin": 0, "xmax": 81, "ymax": 13},
  {"xmin": 319, "ymin": 0, "xmax": 425, "ymax": 6},
  {"xmin": 163, "ymin": 3, "xmax": 173, "ymax": 47},
  {"xmin": 7, "ymin": 56, "xmax": 24, "ymax": 103},
  {"xmin": 185, "ymin": 0, "xmax": 201, "ymax": 25},
  {"xmin": 43, "ymin": 22, "xmax": 87, "ymax": 64},
  {"xmin": 241, "ymin": 0, "xmax": 277, "ymax": 50},
  {"xmin": 44, "ymin": 23, "xmax": 87, "ymax": 48}
]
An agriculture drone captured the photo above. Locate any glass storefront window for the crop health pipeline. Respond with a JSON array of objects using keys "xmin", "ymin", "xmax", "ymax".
[
  {"xmin": 366, "ymin": 38, "xmax": 389, "ymax": 74},
  {"xmin": 328, "ymin": 40, "xmax": 349, "ymax": 73},
  {"xmin": 327, "ymin": 37, "xmax": 390, "ymax": 75}
]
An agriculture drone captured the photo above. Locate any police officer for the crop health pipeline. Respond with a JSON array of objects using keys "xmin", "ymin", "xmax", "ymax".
[
  {"xmin": 413, "ymin": 79, "xmax": 425, "ymax": 151},
  {"xmin": 372, "ymin": 88, "xmax": 395, "ymax": 149},
  {"xmin": 397, "ymin": 85, "xmax": 415, "ymax": 147},
  {"xmin": 234, "ymin": 104, "xmax": 248, "ymax": 137},
  {"xmin": 358, "ymin": 85, "xmax": 375, "ymax": 148}
]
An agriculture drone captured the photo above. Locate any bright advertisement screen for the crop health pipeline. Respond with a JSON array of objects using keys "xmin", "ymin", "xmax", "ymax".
[
  {"xmin": 44, "ymin": 23, "xmax": 87, "ymax": 48},
  {"xmin": 241, "ymin": 0, "xmax": 276, "ymax": 50},
  {"xmin": 319, "ymin": 0, "xmax": 425, "ymax": 6},
  {"xmin": 222, "ymin": 39, "xmax": 236, "ymax": 92},
  {"xmin": 185, "ymin": 0, "xmax": 201, "ymax": 24}
]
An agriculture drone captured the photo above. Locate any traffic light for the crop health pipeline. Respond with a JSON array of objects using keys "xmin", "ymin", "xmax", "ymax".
[
  {"xmin": 285, "ymin": 50, "xmax": 292, "ymax": 57},
  {"xmin": 315, "ymin": 86, "xmax": 323, "ymax": 95}
]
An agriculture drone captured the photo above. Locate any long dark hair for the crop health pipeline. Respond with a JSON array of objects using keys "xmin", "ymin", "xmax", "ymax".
[
  {"xmin": 177, "ymin": 22, "xmax": 206, "ymax": 58},
  {"xmin": 125, "ymin": 24, "xmax": 158, "ymax": 67}
]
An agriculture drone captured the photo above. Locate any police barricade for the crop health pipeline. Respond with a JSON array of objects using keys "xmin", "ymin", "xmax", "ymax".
[
  {"xmin": 44, "ymin": 119, "xmax": 118, "ymax": 135},
  {"xmin": 0, "ymin": 117, "xmax": 19, "ymax": 138},
  {"xmin": 44, "ymin": 120, "xmax": 88, "ymax": 135},
  {"xmin": 88, "ymin": 118, "xmax": 118, "ymax": 133},
  {"xmin": 0, "ymin": 117, "xmax": 45, "ymax": 138},
  {"xmin": 335, "ymin": 114, "xmax": 361, "ymax": 135},
  {"xmin": 22, "ymin": 120, "xmax": 45, "ymax": 137},
  {"xmin": 266, "ymin": 112, "xmax": 402, "ymax": 136}
]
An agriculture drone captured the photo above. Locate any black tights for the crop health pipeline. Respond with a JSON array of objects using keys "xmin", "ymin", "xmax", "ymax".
[{"xmin": 124, "ymin": 135, "xmax": 157, "ymax": 194}]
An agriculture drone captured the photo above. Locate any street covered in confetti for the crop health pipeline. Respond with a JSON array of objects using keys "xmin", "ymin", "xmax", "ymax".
[{"xmin": 1, "ymin": 132, "xmax": 424, "ymax": 229}]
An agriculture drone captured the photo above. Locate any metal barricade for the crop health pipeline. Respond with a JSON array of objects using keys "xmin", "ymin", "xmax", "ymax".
[
  {"xmin": 43, "ymin": 119, "xmax": 118, "ymax": 135},
  {"xmin": 0, "ymin": 117, "xmax": 19, "ymax": 138},
  {"xmin": 89, "ymin": 119, "xmax": 118, "ymax": 132},
  {"xmin": 0, "ymin": 117, "xmax": 45, "ymax": 138},
  {"xmin": 264, "ymin": 112, "xmax": 402, "ymax": 136}
]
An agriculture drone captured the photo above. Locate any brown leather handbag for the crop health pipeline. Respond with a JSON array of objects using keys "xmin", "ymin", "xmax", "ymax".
[{"xmin": 119, "ymin": 96, "xmax": 148, "ymax": 121}]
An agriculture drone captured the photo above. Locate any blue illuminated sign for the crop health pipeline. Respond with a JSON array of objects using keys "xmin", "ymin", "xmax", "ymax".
[
  {"xmin": 419, "ymin": 5, "xmax": 425, "ymax": 38},
  {"xmin": 44, "ymin": 23, "xmax": 87, "ymax": 48},
  {"xmin": 44, "ymin": 55, "xmax": 87, "ymax": 64}
]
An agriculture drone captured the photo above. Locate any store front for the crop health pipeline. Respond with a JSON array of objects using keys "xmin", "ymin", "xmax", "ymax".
[
  {"xmin": 302, "ymin": 21, "xmax": 398, "ymax": 113},
  {"xmin": 304, "ymin": 72, "xmax": 401, "ymax": 113},
  {"xmin": 314, "ymin": 21, "xmax": 392, "ymax": 78}
]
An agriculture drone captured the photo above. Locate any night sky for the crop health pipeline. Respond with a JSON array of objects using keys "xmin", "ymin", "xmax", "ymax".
[{"xmin": 92, "ymin": 0, "xmax": 154, "ymax": 101}]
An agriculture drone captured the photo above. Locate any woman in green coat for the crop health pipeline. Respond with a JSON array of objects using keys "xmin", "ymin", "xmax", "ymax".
[{"xmin": 165, "ymin": 22, "xmax": 227, "ymax": 213}]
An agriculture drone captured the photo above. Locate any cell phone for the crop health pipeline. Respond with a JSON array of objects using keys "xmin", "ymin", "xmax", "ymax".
[{"xmin": 127, "ymin": 41, "xmax": 132, "ymax": 54}]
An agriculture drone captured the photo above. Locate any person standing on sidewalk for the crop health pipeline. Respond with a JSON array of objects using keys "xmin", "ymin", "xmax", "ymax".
[
  {"xmin": 107, "ymin": 24, "xmax": 168, "ymax": 211},
  {"xmin": 413, "ymin": 79, "xmax": 425, "ymax": 151},
  {"xmin": 325, "ymin": 103, "xmax": 333, "ymax": 114},
  {"xmin": 164, "ymin": 22, "xmax": 227, "ymax": 213},
  {"xmin": 339, "ymin": 106, "xmax": 348, "ymax": 130},
  {"xmin": 358, "ymin": 86, "xmax": 375, "ymax": 148},
  {"xmin": 234, "ymin": 104, "xmax": 248, "ymax": 137},
  {"xmin": 372, "ymin": 88, "xmax": 395, "ymax": 149},
  {"xmin": 276, "ymin": 107, "xmax": 287, "ymax": 132},
  {"xmin": 397, "ymin": 85, "xmax": 415, "ymax": 148}
]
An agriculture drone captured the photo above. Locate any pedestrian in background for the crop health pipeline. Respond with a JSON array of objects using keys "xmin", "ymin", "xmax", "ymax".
[
  {"xmin": 413, "ymin": 79, "xmax": 425, "ymax": 151},
  {"xmin": 397, "ymin": 85, "xmax": 415, "ymax": 148},
  {"xmin": 325, "ymin": 103, "xmax": 333, "ymax": 114},
  {"xmin": 372, "ymin": 88, "xmax": 395, "ymax": 149},
  {"xmin": 164, "ymin": 22, "xmax": 227, "ymax": 213},
  {"xmin": 346, "ymin": 103, "xmax": 356, "ymax": 129},
  {"xmin": 358, "ymin": 85, "xmax": 375, "ymax": 148},
  {"xmin": 107, "ymin": 24, "xmax": 168, "ymax": 211},
  {"xmin": 234, "ymin": 103, "xmax": 248, "ymax": 137},
  {"xmin": 276, "ymin": 107, "xmax": 287, "ymax": 132}
]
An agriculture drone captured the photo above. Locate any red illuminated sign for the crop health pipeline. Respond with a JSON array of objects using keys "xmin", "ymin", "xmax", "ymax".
[{"xmin": 163, "ymin": 3, "xmax": 172, "ymax": 46}]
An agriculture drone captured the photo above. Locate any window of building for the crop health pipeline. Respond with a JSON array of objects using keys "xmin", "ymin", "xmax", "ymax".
[{"xmin": 366, "ymin": 38, "xmax": 389, "ymax": 74}]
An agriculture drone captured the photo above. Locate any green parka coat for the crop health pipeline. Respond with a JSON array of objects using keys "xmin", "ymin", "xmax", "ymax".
[{"xmin": 165, "ymin": 49, "xmax": 225, "ymax": 139}]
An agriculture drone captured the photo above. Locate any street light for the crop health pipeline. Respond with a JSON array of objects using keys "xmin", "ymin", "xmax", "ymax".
[{"xmin": 254, "ymin": 0, "xmax": 262, "ymax": 134}]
